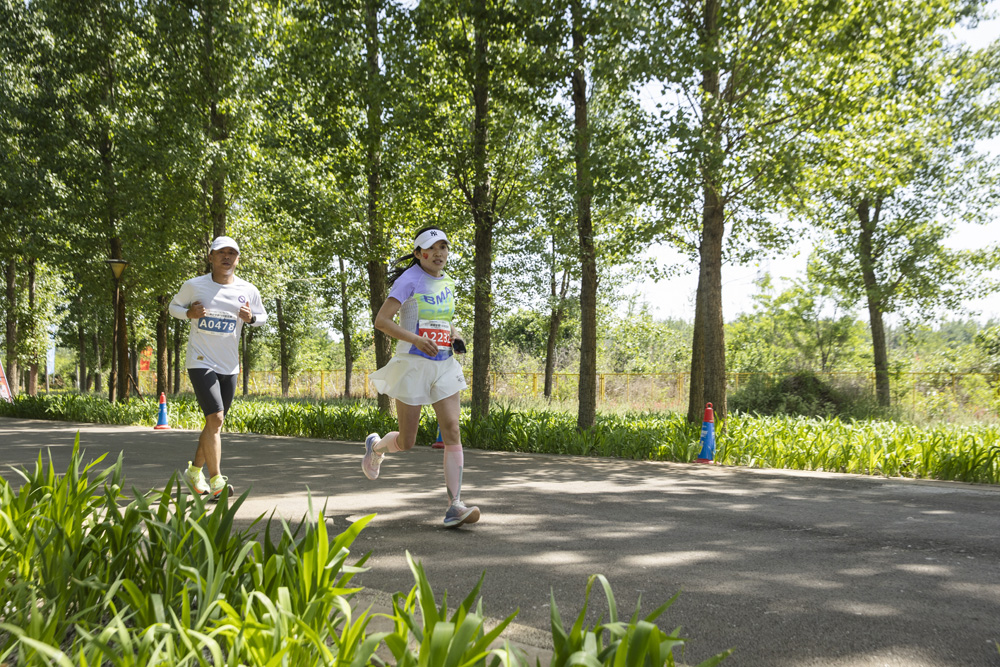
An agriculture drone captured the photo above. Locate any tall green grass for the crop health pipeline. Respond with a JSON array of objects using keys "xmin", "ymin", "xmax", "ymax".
[
  {"xmin": 0, "ymin": 438, "xmax": 729, "ymax": 666},
  {"xmin": 2, "ymin": 393, "xmax": 998, "ymax": 483},
  {"xmin": 720, "ymin": 414, "xmax": 1000, "ymax": 483}
]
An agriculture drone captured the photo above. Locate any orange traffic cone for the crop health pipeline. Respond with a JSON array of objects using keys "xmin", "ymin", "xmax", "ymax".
[
  {"xmin": 431, "ymin": 426, "xmax": 445, "ymax": 449},
  {"xmin": 154, "ymin": 392, "xmax": 172, "ymax": 430},
  {"xmin": 695, "ymin": 402, "xmax": 715, "ymax": 464}
]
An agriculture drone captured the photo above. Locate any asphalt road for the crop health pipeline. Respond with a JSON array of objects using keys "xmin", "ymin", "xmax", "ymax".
[{"xmin": 1, "ymin": 416, "xmax": 998, "ymax": 666}]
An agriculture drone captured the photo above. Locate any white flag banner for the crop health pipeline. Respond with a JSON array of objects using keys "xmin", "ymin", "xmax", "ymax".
[{"xmin": 0, "ymin": 363, "xmax": 12, "ymax": 402}]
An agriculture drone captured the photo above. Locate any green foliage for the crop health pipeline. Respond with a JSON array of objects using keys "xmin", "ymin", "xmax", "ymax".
[
  {"xmin": 547, "ymin": 574, "xmax": 732, "ymax": 667},
  {"xmin": 602, "ymin": 301, "xmax": 691, "ymax": 374},
  {"xmin": 787, "ymin": 0, "xmax": 1000, "ymax": 407},
  {"xmin": 4, "ymin": 261, "xmax": 65, "ymax": 369},
  {"xmin": 0, "ymin": 392, "xmax": 182, "ymax": 424},
  {"xmin": 4, "ymin": 393, "xmax": 1000, "ymax": 482},
  {"xmin": 463, "ymin": 403, "xmax": 701, "ymax": 462},
  {"xmin": 0, "ymin": 434, "xmax": 726, "ymax": 665},
  {"xmin": 494, "ymin": 309, "xmax": 578, "ymax": 360},
  {"xmin": 383, "ymin": 554, "xmax": 517, "ymax": 667},
  {"xmin": 729, "ymin": 371, "xmax": 853, "ymax": 419},
  {"xmin": 0, "ymin": 443, "xmax": 124, "ymax": 654},
  {"xmin": 3, "ymin": 0, "xmax": 997, "ymax": 431},
  {"xmin": 726, "ymin": 272, "xmax": 865, "ymax": 374},
  {"xmin": 226, "ymin": 398, "xmax": 405, "ymax": 442},
  {"xmin": 719, "ymin": 414, "xmax": 1000, "ymax": 484},
  {"xmin": 975, "ymin": 325, "xmax": 1000, "ymax": 373}
]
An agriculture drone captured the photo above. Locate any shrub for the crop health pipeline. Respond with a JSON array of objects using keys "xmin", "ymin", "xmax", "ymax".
[{"xmin": 730, "ymin": 371, "xmax": 848, "ymax": 418}]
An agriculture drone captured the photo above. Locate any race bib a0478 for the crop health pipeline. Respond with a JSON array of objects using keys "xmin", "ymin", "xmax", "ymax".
[
  {"xmin": 417, "ymin": 319, "xmax": 451, "ymax": 346},
  {"xmin": 198, "ymin": 310, "xmax": 239, "ymax": 336}
]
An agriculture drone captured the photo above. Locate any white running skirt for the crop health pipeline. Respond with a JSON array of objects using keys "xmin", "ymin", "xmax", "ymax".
[{"xmin": 370, "ymin": 353, "xmax": 467, "ymax": 406}]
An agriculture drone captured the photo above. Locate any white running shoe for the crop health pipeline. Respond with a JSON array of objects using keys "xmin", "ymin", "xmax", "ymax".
[
  {"xmin": 362, "ymin": 433, "xmax": 384, "ymax": 480},
  {"xmin": 443, "ymin": 501, "xmax": 480, "ymax": 528}
]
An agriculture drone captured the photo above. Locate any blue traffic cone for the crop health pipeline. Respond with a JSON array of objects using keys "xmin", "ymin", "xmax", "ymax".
[
  {"xmin": 695, "ymin": 402, "xmax": 715, "ymax": 464},
  {"xmin": 431, "ymin": 426, "xmax": 445, "ymax": 449},
  {"xmin": 154, "ymin": 392, "xmax": 172, "ymax": 430}
]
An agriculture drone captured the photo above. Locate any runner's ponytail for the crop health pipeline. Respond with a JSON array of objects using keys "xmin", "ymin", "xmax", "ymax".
[{"xmin": 387, "ymin": 253, "xmax": 418, "ymax": 287}]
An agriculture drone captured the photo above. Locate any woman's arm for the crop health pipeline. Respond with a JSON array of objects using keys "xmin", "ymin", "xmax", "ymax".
[{"xmin": 375, "ymin": 297, "xmax": 438, "ymax": 357}]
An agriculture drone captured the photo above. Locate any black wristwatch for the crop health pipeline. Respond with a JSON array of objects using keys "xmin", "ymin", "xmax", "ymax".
[{"xmin": 249, "ymin": 315, "xmax": 257, "ymax": 325}]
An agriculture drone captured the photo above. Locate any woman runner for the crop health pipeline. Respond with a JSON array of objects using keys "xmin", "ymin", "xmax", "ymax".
[{"xmin": 362, "ymin": 227, "xmax": 479, "ymax": 528}]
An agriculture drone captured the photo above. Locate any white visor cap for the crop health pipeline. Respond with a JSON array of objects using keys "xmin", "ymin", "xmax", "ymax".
[
  {"xmin": 210, "ymin": 236, "xmax": 240, "ymax": 253},
  {"xmin": 414, "ymin": 229, "xmax": 448, "ymax": 250}
]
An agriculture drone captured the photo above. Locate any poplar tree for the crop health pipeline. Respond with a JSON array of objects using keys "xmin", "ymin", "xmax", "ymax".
[
  {"xmin": 646, "ymin": 0, "xmax": 887, "ymax": 421},
  {"xmin": 796, "ymin": 4, "xmax": 1000, "ymax": 406}
]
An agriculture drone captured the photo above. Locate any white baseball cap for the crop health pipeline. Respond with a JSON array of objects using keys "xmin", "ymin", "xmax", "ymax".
[
  {"xmin": 414, "ymin": 228, "xmax": 448, "ymax": 250},
  {"xmin": 210, "ymin": 236, "xmax": 240, "ymax": 253}
]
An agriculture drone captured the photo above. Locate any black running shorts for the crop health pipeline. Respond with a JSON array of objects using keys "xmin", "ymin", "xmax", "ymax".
[{"xmin": 188, "ymin": 368, "xmax": 238, "ymax": 417}]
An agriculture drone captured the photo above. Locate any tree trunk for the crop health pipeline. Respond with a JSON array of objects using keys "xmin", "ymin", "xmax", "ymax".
[
  {"xmin": 209, "ymin": 104, "xmax": 227, "ymax": 238},
  {"xmin": 115, "ymin": 279, "xmax": 129, "ymax": 402},
  {"xmin": 364, "ymin": 0, "xmax": 392, "ymax": 414},
  {"xmin": 78, "ymin": 317, "xmax": 87, "ymax": 393},
  {"xmin": 543, "ymin": 313, "xmax": 560, "ymax": 398},
  {"xmin": 173, "ymin": 318, "xmax": 182, "ymax": 394},
  {"xmin": 93, "ymin": 331, "xmax": 102, "ymax": 394},
  {"xmin": 243, "ymin": 325, "xmax": 255, "ymax": 396},
  {"xmin": 366, "ymin": 264, "xmax": 391, "ymax": 409},
  {"xmin": 470, "ymin": 214, "xmax": 494, "ymax": 420},
  {"xmin": 688, "ymin": 0, "xmax": 727, "ymax": 422},
  {"xmin": 857, "ymin": 196, "xmax": 891, "ymax": 407},
  {"xmin": 129, "ymin": 321, "xmax": 140, "ymax": 398},
  {"xmin": 339, "ymin": 257, "xmax": 353, "ymax": 398},
  {"xmin": 5, "ymin": 258, "xmax": 18, "ymax": 395},
  {"xmin": 698, "ymin": 201, "xmax": 727, "ymax": 419},
  {"xmin": 572, "ymin": 0, "xmax": 597, "ymax": 431},
  {"xmin": 277, "ymin": 297, "xmax": 289, "ymax": 397},
  {"xmin": 101, "ymin": 113, "xmax": 130, "ymax": 402},
  {"xmin": 167, "ymin": 321, "xmax": 173, "ymax": 392},
  {"xmin": 867, "ymin": 303, "xmax": 891, "ymax": 406},
  {"xmin": 27, "ymin": 259, "xmax": 37, "ymax": 396},
  {"xmin": 544, "ymin": 263, "xmax": 569, "ymax": 399},
  {"xmin": 109, "ymin": 283, "xmax": 117, "ymax": 403},
  {"xmin": 156, "ymin": 295, "xmax": 169, "ymax": 397},
  {"xmin": 687, "ymin": 285, "xmax": 706, "ymax": 422},
  {"xmin": 470, "ymin": 0, "xmax": 494, "ymax": 422},
  {"xmin": 240, "ymin": 327, "xmax": 247, "ymax": 395},
  {"xmin": 203, "ymin": 7, "xmax": 228, "ymax": 239}
]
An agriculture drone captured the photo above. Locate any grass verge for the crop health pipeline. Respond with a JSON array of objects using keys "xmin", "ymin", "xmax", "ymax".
[{"xmin": 2, "ymin": 393, "xmax": 998, "ymax": 483}]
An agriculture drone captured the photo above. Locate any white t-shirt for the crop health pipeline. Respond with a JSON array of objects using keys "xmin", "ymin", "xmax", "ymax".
[{"xmin": 168, "ymin": 274, "xmax": 267, "ymax": 375}]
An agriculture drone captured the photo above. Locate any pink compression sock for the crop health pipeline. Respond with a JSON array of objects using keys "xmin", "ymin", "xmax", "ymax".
[
  {"xmin": 374, "ymin": 431, "xmax": 400, "ymax": 454},
  {"xmin": 444, "ymin": 444, "xmax": 464, "ymax": 504}
]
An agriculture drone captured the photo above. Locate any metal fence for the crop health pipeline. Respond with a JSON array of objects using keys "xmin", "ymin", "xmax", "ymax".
[{"xmin": 137, "ymin": 369, "xmax": 1000, "ymax": 413}]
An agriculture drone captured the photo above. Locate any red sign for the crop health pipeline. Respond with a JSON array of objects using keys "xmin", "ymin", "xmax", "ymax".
[
  {"xmin": 0, "ymin": 363, "xmax": 12, "ymax": 403},
  {"xmin": 139, "ymin": 346, "xmax": 153, "ymax": 371}
]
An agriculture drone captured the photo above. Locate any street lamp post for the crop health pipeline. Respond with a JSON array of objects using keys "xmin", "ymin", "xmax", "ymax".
[{"xmin": 106, "ymin": 259, "xmax": 128, "ymax": 403}]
